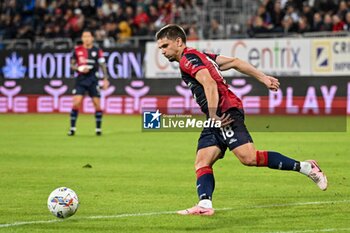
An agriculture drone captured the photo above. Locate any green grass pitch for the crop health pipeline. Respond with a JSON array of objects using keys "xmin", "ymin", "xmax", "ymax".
[{"xmin": 0, "ymin": 114, "xmax": 349, "ymax": 233}]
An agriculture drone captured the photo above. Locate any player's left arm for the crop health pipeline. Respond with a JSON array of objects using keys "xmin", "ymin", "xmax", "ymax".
[
  {"xmin": 98, "ymin": 49, "xmax": 109, "ymax": 90},
  {"xmin": 215, "ymin": 55, "xmax": 280, "ymax": 91}
]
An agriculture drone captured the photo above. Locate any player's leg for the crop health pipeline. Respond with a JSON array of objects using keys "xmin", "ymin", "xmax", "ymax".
[
  {"xmin": 223, "ymin": 108, "xmax": 327, "ymax": 190},
  {"xmin": 68, "ymin": 94, "xmax": 83, "ymax": 136},
  {"xmin": 177, "ymin": 145, "xmax": 221, "ymax": 216},
  {"xmin": 195, "ymin": 146, "xmax": 221, "ymax": 206},
  {"xmin": 232, "ymin": 142, "xmax": 300, "ymax": 169},
  {"xmin": 231, "ymin": 142, "xmax": 327, "ymax": 190},
  {"xmin": 89, "ymin": 83, "xmax": 103, "ymax": 136},
  {"xmin": 92, "ymin": 97, "xmax": 103, "ymax": 136}
]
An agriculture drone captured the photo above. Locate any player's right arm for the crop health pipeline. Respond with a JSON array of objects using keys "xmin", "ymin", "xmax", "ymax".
[
  {"xmin": 215, "ymin": 55, "xmax": 280, "ymax": 91},
  {"xmin": 195, "ymin": 69, "xmax": 219, "ymax": 119},
  {"xmin": 71, "ymin": 57, "xmax": 79, "ymax": 72},
  {"xmin": 195, "ymin": 69, "xmax": 234, "ymax": 126},
  {"xmin": 71, "ymin": 48, "xmax": 89, "ymax": 73}
]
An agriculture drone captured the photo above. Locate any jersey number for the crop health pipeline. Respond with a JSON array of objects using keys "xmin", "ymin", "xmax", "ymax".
[{"xmin": 220, "ymin": 126, "xmax": 234, "ymax": 140}]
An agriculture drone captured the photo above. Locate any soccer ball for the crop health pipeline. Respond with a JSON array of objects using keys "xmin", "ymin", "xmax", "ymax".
[{"xmin": 47, "ymin": 187, "xmax": 79, "ymax": 218}]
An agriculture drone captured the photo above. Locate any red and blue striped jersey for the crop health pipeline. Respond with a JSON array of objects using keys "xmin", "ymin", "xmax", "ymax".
[
  {"xmin": 179, "ymin": 47, "xmax": 242, "ymax": 115},
  {"xmin": 72, "ymin": 45, "xmax": 105, "ymax": 76}
]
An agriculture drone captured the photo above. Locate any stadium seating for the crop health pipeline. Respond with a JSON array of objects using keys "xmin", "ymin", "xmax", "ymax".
[{"xmin": 0, "ymin": 0, "xmax": 349, "ymax": 49}]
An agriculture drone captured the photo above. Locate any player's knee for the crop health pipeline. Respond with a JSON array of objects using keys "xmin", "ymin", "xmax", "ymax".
[
  {"xmin": 73, "ymin": 102, "xmax": 81, "ymax": 108},
  {"xmin": 73, "ymin": 98, "xmax": 82, "ymax": 107},
  {"xmin": 235, "ymin": 153, "xmax": 256, "ymax": 166},
  {"xmin": 94, "ymin": 103, "xmax": 101, "ymax": 110},
  {"xmin": 194, "ymin": 160, "xmax": 212, "ymax": 170},
  {"xmin": 92, "ymin": 98, "xmax": 101, "ymax": 109}
]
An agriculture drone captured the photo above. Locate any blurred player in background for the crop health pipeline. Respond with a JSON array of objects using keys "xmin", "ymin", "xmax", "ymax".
[
  {"xmin": 156, "ymin": 24, "xmax": 328, "ymax": 216},
  {"xmin": 68, "ymin": 29, "xmax": 109, "ymax": 136}
]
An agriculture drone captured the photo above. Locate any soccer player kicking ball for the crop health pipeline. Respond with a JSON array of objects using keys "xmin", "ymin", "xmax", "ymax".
[
  {"xmin": 68, "ymin": 29, "xmax": 109, "ymax": 136},
  {"xmin": 155, "ymin": 24, "xmax": 327, "ymax": 216}
]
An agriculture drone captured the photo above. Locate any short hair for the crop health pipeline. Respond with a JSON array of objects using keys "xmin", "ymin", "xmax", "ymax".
[
  {"xmin": 82, "ymin": 28, "xmax": 94, "ymax": 37},
  {"xmin": 155, "ymin": 24, "xmax": 187, "ymax": 43}
]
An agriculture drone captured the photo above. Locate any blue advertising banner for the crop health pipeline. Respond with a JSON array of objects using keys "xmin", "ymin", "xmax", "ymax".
[{"xmin": 0, "ymin": 48, "xmax": 144, "ymax": 80}]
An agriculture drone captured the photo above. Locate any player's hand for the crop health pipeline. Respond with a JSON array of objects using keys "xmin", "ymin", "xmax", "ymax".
[
  {"xmin": 102, "ymin": 78, "xmax": 109, "ymax": 90},
  {"xmin": 210, "ymin": 113, "xmax": 234, "ymax": 127},
  {"xmin": 82, "ymin": 67, "xmax": 90, "ymax": 73},
  {"xmin": 264, "ymin": 76, "xmax": 280, "ymax": 91},
  {"xmin": 77, "ymin": 66, "xmax": 90, "ymax": 73}
]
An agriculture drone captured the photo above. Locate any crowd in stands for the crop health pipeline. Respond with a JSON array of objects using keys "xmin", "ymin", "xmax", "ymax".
[
  {"xmin": 0, "ymin": 0, "xmax": 201, "ymax": 43},
  {"xmin": 247, "ymin": 0, "xmax": 350, "ymax": 37},
  {"xmin": 0, "ymin": 0, "xmax": 349, "ymax": 44}
]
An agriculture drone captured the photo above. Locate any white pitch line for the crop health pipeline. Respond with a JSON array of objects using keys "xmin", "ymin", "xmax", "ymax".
[
  {"xmin": 0, "ymin": 200, "xmax": 349, "ymax": 229},
  {"xmin": 0, "ymin": 219, "xmax": 62, "ymax": 228},
  {"xmin": 267, "ymin": 227, "xmax": 350, "ymax": 233},
  {"xmin": 84, "ymin": 210, "xmax": 176, "ymax": 219},
  {"xmin": 217, "ymin": 200, "xmax": 350, "ymax": 211}
]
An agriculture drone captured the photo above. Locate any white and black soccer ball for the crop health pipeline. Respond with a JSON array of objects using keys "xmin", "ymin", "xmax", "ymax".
[{"xmin": 47, "ymin": 187, "xmax": 79, "ymax": 218}]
